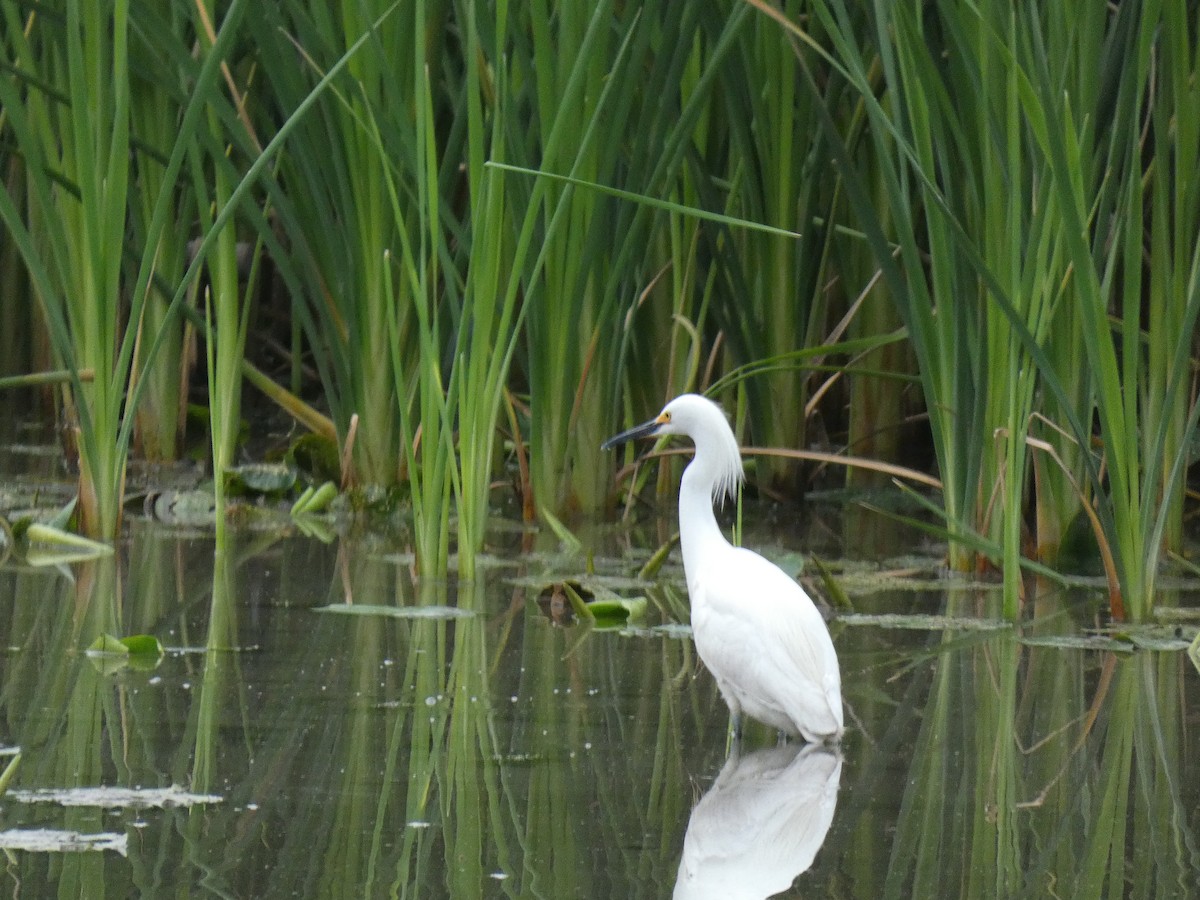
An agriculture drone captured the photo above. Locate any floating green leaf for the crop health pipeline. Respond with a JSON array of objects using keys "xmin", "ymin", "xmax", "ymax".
[
  {"xmin": 23, "ymin": 523, "xmax": 112, "ymax": 558},
  {"xmin": 119, "ymin": 635, "xmax": 165, "ymax": 658},
  {"xmin": 587, "ymin": 595, "xmax": 649, "ymax": 629},
  {"xmin": 85, "ymin": 634, "xmax": 164, "ymax": 674},
  {"xmin": 535, "ymin": 580, "xmax": 648, "ymax": 629},
  {"xmin": 87, "ymin": 634, "xmax": 130, "ymax": 657},
  {"xmin": 291, "ymin": 481, "xmax": 338, "ymax": 516}
]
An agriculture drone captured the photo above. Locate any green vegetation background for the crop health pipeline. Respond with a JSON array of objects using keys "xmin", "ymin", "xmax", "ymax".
[{"xmin": 1, "ymin": 0, "xmax": 1199, "ymax": 617}]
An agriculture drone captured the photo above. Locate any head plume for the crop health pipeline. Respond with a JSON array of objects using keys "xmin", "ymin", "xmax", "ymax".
[{"xmin": 657, "ymin": 394, "xmax": 744, "ymax": 505}]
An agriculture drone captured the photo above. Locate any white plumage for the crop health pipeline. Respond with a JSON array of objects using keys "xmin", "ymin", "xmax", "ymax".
[{"xmin": 604, "ymin": 393, "xmax": 843, "ymax": 743}]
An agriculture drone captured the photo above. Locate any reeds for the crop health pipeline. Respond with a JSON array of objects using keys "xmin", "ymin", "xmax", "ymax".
[
  {"xmin": 0, "ymin": 0, "xmax": 251, "ymax": 538},
  {"xmin": 781, "ymin": 0, "xmax": 1200, "ymax": 617},
  {"xmin": 0, "ymin": 2, "xmax": 1197, "ymax": 607}
]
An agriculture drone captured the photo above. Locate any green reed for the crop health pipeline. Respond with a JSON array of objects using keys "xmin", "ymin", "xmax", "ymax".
[
  {"xmin": 767, "ymin": 0, "xmax": 1200, "ymax": 618},
  {"xmin": 262, "ymin": 0, "xmax": 442, "ymax": 491},
  {"xmin": 127, "ymin": 3, "xmax": 196, "ymax": 463},
  {"xmin": 1025, "ymin": 0, "xmax": 1200, "ymax": 615},
  {"xmin": 258, "ymin": 0, "xmax": 470, "ymax": 573},
  {"xmin": 0, "ymin": 0, "xmax": 250, "ymax": 538},
  {"xmin": 452, "ymin": 0, "xmax": 521, "ymax": 580},
  {"xmin": 708, "ymin": 4, "xmax": 843, "ymax": 494},
  {"xmin": 194, "ymin": 93, "xmax": 258, "ymax": 527},
  {"xmin": 1137, "ymin": 0, "xmax": 1200, "ymax": 588},
  {"xmin": 0, "ymin": 0, "xmax": 1197, "ymax": 600},
  {"xmin": 518, "ymin": 0, "xmax": 625, "ymax": 515},
  {"xmin": 514, "ymin": 0, "xmax": 666, "ymax": 516},
  {"xmin": 893, "ymin": 1, "xmax": 1085, "ymax": 608},
  {"xmin": 0, "ymin": 0, "xmax": 134, "ymax": 537}
]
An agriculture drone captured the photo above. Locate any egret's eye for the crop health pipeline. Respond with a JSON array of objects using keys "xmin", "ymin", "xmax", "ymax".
[{"xmin": 660, "ymin": 411, "xmax": 671, "ymax": 423}]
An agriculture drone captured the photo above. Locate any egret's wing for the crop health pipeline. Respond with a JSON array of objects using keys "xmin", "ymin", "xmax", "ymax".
[
  {"xmin": 742, "ymin": 552, "xmax": 843, "ymax": 727},
  {"xmin": 692, "ymin": 548, "xmax": 842, "ymax": 735}
]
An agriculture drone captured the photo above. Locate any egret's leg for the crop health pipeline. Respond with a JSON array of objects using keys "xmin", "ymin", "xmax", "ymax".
[{"xmin": 724, "ymin": 711, "xmax": 742, "ymax": 756}]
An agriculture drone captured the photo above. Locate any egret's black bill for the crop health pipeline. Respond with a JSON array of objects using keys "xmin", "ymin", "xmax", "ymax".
[{"xmin": 601, "ymin": 418, "xmax": 662, "ymax": 450}]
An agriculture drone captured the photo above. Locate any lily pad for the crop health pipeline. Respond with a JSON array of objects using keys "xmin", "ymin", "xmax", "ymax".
[
  {"xmin": 315, "ymin": 604, "xmax": 475, "ymax": 619},
  {"xmin": 87, "ymin": 634, "xmax": 129, "ymax": 656},
  {"xmin": 587, "ymin": 596, "xmax": 649, "ymax": 629},
  {"xmin": 1019, "ymin": 634, "xmax": 1136, "ymax": 652},
  {"xmin": 8, "ymin": 785, "xmax": 221, "ymax": 809},
  {"xmin": 0, "ymin": 828, "xmax": 127, "ymax": 855},
  {"xmin": 85, "ymin": 634, "xmax": 166, "ymax": 674},
  {"xmin": 86, "ymin": 634, "xmax": 164, "ymax": 657},
  {"xmin": 835, "ymin": 613, "xmax": 1011, "ymax": 631},
  {"xmin": 226, "ymin": 463, "xmax": 297, "ymax": 495},
  {"xmin": 533, "ymin": 579, "xmax": 652, "ymax": 629},
  {"xmin": 150, "ymin": 490, "xmax": 217, "ymax": 526}
]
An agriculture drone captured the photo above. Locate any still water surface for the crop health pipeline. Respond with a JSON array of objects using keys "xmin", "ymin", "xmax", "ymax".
[{"xmin": 0, "ymin": 507, "xmax": 1198, "ymax": 898}]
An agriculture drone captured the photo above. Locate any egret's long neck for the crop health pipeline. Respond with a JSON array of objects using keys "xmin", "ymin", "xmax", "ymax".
[{"xmin": 678, "ymin": 453, "xmax": 731, "ymax": 584}]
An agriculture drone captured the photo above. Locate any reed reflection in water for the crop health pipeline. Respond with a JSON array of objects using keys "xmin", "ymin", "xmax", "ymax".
[{"xmin": 0, "ymin": 524, "xmax": 1196, "ymax": 897}]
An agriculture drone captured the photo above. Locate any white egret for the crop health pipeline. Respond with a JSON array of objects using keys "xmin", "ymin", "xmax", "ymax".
[{"xmin": 603, "ymin": 394, "xmax": 843, "ymax": 743}]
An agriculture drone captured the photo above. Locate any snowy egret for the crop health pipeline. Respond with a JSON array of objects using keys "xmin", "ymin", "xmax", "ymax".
[{"xmin": 603, "ymin": 394, "xmax": 843, "ymax": 743}]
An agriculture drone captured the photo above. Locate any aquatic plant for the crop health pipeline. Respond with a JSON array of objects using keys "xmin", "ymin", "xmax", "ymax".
[
  {"xmin": 0, "ymin": 0, "xmax": 251, "ymax": 538},
  {"xmin": 760, "ymin": 0, "xmax": 1200, "ymax": 618},
  {"xmin": 0, "ymin": 0, "xmax": 1197, "ymax": 610}
]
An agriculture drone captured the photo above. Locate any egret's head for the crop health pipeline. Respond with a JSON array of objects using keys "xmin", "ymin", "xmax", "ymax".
[{"xmin": 602, "ymin": 394, "xmax": 744, "ymax": 503}]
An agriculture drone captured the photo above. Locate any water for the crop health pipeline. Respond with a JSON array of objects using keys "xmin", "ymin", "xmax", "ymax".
[{"xmin": 0, "ymin": 512, "xmax": 1198, "ymax": 898}]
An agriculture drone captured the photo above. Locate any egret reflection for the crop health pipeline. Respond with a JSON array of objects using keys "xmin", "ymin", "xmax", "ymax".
[{"xmin": 674, "ymin": 743, "xmax": 842, "ymax": 899}]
